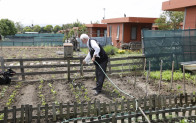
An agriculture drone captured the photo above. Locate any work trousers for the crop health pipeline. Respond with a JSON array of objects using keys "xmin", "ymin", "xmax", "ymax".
[{"xmin": 95, "ymin": 60, "xmax": 108, "ymax": 92}]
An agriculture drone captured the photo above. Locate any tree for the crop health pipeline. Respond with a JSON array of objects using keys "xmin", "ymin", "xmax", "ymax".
[
  {"xmin": 0, "ymin": 19, "xmax": 17, "ymax": 36},
  {"xmin": 62, "ymin": 24, "xmax": 72, "ymax": 30},
  {"xmin": 44, "ymin": 25, "xmax": 53, "ymax": 33},
  {"xmin": 23, "ymin": 26, "xmax": 33, "ymax": 32},
  {"xmin": 33, "ymin": 25, "xmax": 41, "ymax": 32},
  {"xmin": 53, "ymin": 25, "xmax": 61, "ymax": 33},
  {"xmin": 155, "ymin": 11, "xmax": 184, "ymax": 30},
  {"xmin": 73, "ymin": 19, "xmax": 83, "ymax": 27},
  {"xmin": 15, "ymin": 22, "xmax": 24, "ymax": 33},
  {"xmin": 78, "ymin": 24, "xmax": 87, "ymax": 35}
]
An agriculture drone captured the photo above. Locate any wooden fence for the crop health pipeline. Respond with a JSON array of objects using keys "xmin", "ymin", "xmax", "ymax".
[
  {"xmin": 1, "ymin": 93, "xmax": 196, "ymax": 122},
  {"xmin": 0, "ymin": 56, "xmax": 145, "ymax": 82}
]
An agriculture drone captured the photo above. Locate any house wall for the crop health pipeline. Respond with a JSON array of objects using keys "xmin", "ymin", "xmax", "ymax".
[
  {"xmin": 108, "ymin": 23, "xmax": 152, "ymax": 47},
  {"xmin": 107, "ymin": 23, "xmax": 123, "ymax": 48},
  {"xmin": 184, "ymin": 6, "xmax": 196, "ymax": 29},
  {"xmin": 162, "ymin": 0, "xmax": 196, "ymax": 11}
]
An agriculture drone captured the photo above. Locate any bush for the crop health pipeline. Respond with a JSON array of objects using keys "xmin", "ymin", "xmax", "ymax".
[{"xmin": 104, "ymin": 45, "xmax": 118, "ymax": 55}]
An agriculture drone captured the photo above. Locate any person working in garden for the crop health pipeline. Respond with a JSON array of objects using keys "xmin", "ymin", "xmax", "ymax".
[{"xmin": 80, "ymin": 34, "xmax": 108, "ymax": 96}]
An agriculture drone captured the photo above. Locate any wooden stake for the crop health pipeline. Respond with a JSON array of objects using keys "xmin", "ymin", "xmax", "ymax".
[
  {"xmin": 134, "ymin": 67, "xmax": 136, "ymax": 89},
  {"xmin": 145, "ymin": 71, "xmax": 149, "ymax": 96},
  {"xmin": 159, "ymin": 60, "xmax": 163, "ymax": 95},
  {"xmin": 183, "ymin": 65, "xmax": 186, "ymax": 94},
  {"xmin": 149, "ymin": 61, "xmax": 151, "ymax": 83},
  {"xmin": 170, "ymin": 61, "xmax": 174, "ymax": 90},
  {"xmin": 143, "ymin": 58, "xmax": 146, "ymax": 78}
]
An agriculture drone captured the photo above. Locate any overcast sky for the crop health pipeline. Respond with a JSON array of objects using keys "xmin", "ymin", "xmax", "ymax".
[{"xmin": 0, "ymin": 0, "xmax": 167, "ymax": 26}]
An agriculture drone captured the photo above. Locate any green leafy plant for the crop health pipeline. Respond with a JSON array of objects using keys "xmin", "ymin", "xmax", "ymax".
[
  {"xmin": 147, "ymin": 70, "xmax": 192, "ymax": 81},
  {"xmin": 103, "ymin": 45, "xmax": 118, "ymax": 55}
]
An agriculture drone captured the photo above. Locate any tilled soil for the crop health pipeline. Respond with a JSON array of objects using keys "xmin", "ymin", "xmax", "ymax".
[
  {"xmin": 1, "ymin": 47, "xmax": 196, "ymax": 112},
  {"xmin": 1, "ymin": 74, "xmax": 196, "ymax": 111}
]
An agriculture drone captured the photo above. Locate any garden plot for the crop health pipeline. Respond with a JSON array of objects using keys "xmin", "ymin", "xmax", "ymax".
[
  {"xmin": 1, "ymin": 47, "xmax": 196, "ymax": 122},
  {"xmin": 1, "ymin": 73, "xmax": 196, "ymax": 112}
]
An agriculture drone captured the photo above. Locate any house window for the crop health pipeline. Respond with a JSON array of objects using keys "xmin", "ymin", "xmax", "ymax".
[
  {"xmin": 97, "ymin": 30, "xmax": 100, "ymax": 37},
  {"xmin": 104, "ymin": 30, "xmax": 107, "ymax": 37},
  {"xmin": 109, "ymin": 26, "xmax": 112, "ymax": 37},
  {"xmin": 116, "ymin": 25, "xmax": 120, "ymax": 40},
  {"xmin": 131, "ymin": 26, "xmax": 137, "ymax": 40}
]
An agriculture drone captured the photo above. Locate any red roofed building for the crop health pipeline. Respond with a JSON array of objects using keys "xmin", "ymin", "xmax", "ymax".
[
  {"xmin": 85, "ymin": 24, "xmax": 107, "ymax": 37},
  {"xmin": 162, "ymin": 0, "xmax": 196, "ymax": 29},
  {"xmin": 101, "ymin": 17, "xmax": 157, "ymax": 48}
]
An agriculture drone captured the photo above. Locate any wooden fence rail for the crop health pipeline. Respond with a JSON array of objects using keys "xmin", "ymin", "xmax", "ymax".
[
  {"xmin": 0, "ymin": 93, "xmax": 196, "ymax": 122},
  {"xmin": 0, "ymin": 56, "xmax": 145, "ymax": 82}
]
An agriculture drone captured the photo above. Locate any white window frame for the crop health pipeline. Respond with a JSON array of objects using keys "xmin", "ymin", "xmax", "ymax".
[
  {"xmin": 109, "ymin": 26, "xmax": 112, "ymax": 37},
  {"xmin": 116, "ymin": 25, "xmax": 120, "ymax": 40}
]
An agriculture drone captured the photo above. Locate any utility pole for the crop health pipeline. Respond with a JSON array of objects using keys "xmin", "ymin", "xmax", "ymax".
[{"xmin": 103, "ymin": 8, "xmax": 105, "ymax": 19}]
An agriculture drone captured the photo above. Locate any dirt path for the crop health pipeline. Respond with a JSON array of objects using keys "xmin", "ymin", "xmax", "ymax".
[
  {"xmin": 77, "ymin": 78, "xmax": 113, "ymax": 103},
  {"xmin": 14, "ymin": 84, "xmax": 38, "ymax": 106},
  {"xmin": 54, "ymin": 81, "xmax": 74, "ymax": 103}
]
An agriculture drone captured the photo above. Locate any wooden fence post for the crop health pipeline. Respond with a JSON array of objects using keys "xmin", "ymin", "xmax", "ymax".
[
  {"xmin": 52, "ymin": 103, "xmax": 57, "ymax": 122},
  {"xmin": 87, "ymin": 101, "xmax": 91, "ymax": 117},
  {"xmin": 102, "ymin": 102, "xmax": 106, "ymax": 115},
  {"xmin": 108, "ymin": 57, "xmax": 111, "ymax": 74},
  {"xmin": 25, "ymin": 105, "xmax": 29, "ymax": 123},
  {"xmin": 29, "ymin": 105, "xmax": 33, "ymax": 122},
  {"xmin": 4, "ymin": 107, "xmax": 8, "ymax": 123},
  {"xmin": 21, "ymin": 105, "xmax": 24, "ymax": 123},
  {"xmin": 37, "ymin": 104, "xmax": 40, "ymax": 123},
  {"xmin": 109, "ymin": 101, "xmax": 112, "ymax": 114},
  {"xmin": 128, "ymin": 111, "xmax": 132, "ymax": 123},
  {"xmin": 112, "ymin": 113, "xmax": 116, "ymax": 123},
  {"xmin": 12, "ymin": 106, "xmax": 16, "ymax": 123},
  {"xmin": 45, "ymin": 104, "xmax": 49, "ymax": 122},
  {"xmin": 59, "ymin": 103, "xmax": 63, "ymax": 120},
  {"xmin": 106, "ymin": 114, "xmax": 110, "ymax": 123},
  {"xmin": 73, "ymin": 102, "xmax": 77, "ymax": 118},
  {"xmin": 67, "ymin": 58, "xmax": 70, "ymax": 81},
  {"xmin": 94, "ymin": 100, "xmax": 97, "ymax": 116},
  {"xmin": 0, "ymin": 57, "xmax": 5, "ymax": 72},
  {"xmin": 121, "ymin": 112, "xmax": 125, "ymax": 123},
  {"xmin": 80, "ymin": 59, "xmax": 83, "ymax": 76},
  {"xmin": 67, "ymin": 102, "xmax": 70, "ymax": 119},
  {"xmin": 80, "ymin": 102, "xmax": 84, "ymax": 117},
  {"xmin": 19, "ymin": 58, "xmax": 25, "ymax": 81}
]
